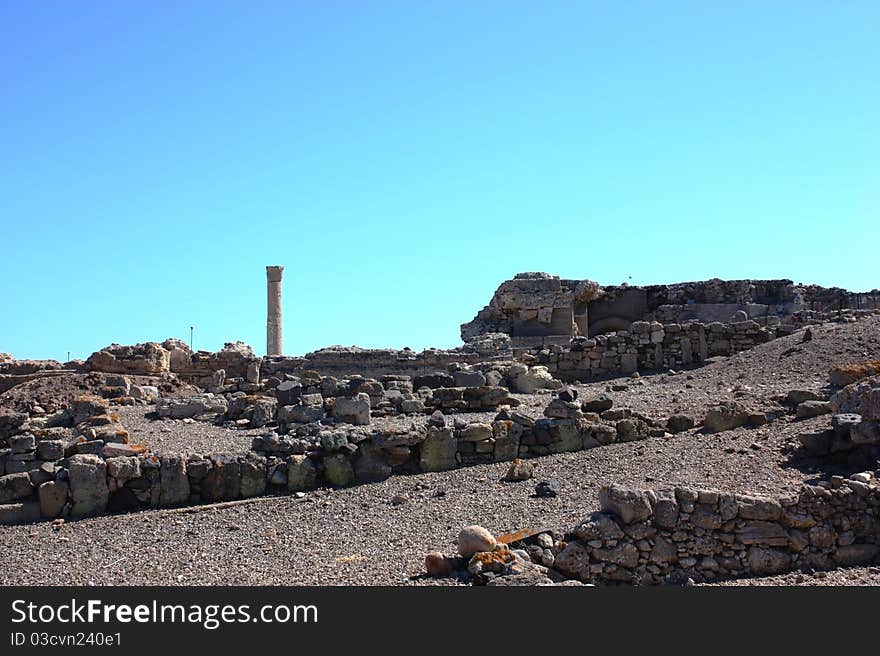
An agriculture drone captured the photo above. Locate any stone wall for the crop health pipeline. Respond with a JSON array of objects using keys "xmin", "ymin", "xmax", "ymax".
[
  {"xmin": 0, "ymin": 391, "xmax": 657, "ymax": 525},
  {"xmin": 552, "ymin": 478, "xmax": 880, "ymax": 585},
  {"xmin": 82, "ymin": 340, "xmax": 514, "ymax": 388},
  {"xmin": 261, "ymin": 342, "xmax": 511, "ymax": 383},
  {"xmin": 526, "ymin": 320, "xmax": 774, "ymax": 381},
  {"xmin": 72, "ymin": 309, "xmax": 876, "ymax": 390}
]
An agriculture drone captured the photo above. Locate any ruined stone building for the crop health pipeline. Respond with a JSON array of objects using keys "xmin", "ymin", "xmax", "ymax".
[{"xmin": 461, "ymin": 272, "xmax": 879, "ymax": 348}]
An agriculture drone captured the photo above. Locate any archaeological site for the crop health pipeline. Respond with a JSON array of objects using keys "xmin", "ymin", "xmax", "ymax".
[{"xmin": 1, "ymin": 268, "xmax": 879, "ymax": 587}]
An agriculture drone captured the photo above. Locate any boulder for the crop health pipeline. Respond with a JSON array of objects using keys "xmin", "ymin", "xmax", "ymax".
[
  {"xmin": 666, "ymin": 414, "xmax": 695, "ymax": 434},
  {"xmin": 159, "ymin": 455, "xmax": 190, "ymax": 506},
  {"xmin": 510, "ymin": 366, "xmax": 560, "ymax": 394},
  {"xmin": 38, "ymin": 480, "xmax": 68, "ymax": 518},
  {"xmin": 275, "ymin": 380, "xmax": 303, "ymax": 405},
  {"xmin": 553, "ymin": 541, "xmax": 592, "ymax": 581},
  {"xmin": 458, "ymin": 423, "xmax": 493, "ymax": 442},
  {"xmin": 107, "ymin": 456, "xmax": 140, "ymax": 483},
  {"xmin": 598, "ymin": 484, "xmax": 652, "ymax": 523},
  {"xmin": 785, "ymin": 390, "xmax": 821, "ymax": 405},
  {"xmin": 0, "ymin": 501, "xmax": 41, "ymax": 525},
  {"xmin": 543, "ymin": 399, "xmax": 582, "ymax": 420},
  {"xmin": 0, "ymin": 472, "xmax": 33, "ymax": 503},
  {"xmin": 453, "ymin": 370, "xmax": 487, "ymax": 387},
  {"xmin": 68, "ymin": 454, "xmax": 109, "ymax": 517},
  {"xmin": 130, "ymin": 385, "xmax": 159, "ymax": 402},
  {"xmin": 240, "ymin": 453, "xmax": 267, "ymax": 498},
  {"xmin": 331, "ymin": 393, "xmax": 371, "ymax": 426},
  {"xmin": 831, "ymin": 413, "xmax": 861, "ymax": 436},
  {"xmin": 287, "ymin": 455, "xmax": 317, "ymax": 492},
  {"xmin": 829, "ymin": 361, "xmax": 880, "ymax": 387},
  {"xmin": 795, "ymin": 400, "xmax": 831, "ymax": 419},
  {"xmin": 581, "ymin": 394, "xmax": 613, "ymax": 413},
  {"xmin": 246, "ymin": 361, "xmax": 260, "ymax": 384},
  {"xmin": 354, "ymin": 444, "xmax": 392, "ymax": 483},
  {"xmin": 851, "ymin": 420, "xmax": 880, "ymax": 445},
  {"xmin": 413, "ymin": 373, "xmax": 455, "ymax": 389},
  {"xmin": 278, "ymin": 404, "xmax": 325, "ymax": 424},
  {"xmin": 831, "ymin": 375, "xmax": 880, "ymax": 420},
  {"xmin": 323, "ymin": 454, "xmax": 355, "ymax": 487},
  {"xmin": 558, "ymin": 385, "xmax": 578, "ymax": 402},
  {"xmin": 201, "ymin": 455, "xmax": 241, "ymax": 501},
  {"xmin": 9, "ymin": 434, "xmax": 35, "ymax": 454},
  {"xmin": 747, "ymin": 546, "xmax": 791, "ymax": 575},
  {"xmin": 703, "ymin": 401, "xmax": 750, "ymax": 433},
  {"xmin": 36, "ymin": 440, "xmax": 64, "ymax": 461},
  {"xmin": 573, "ymin": 512, "xmax": 625, "ymax": 541},
  {"xmin": 419, "ymin": 427, "xmax": 458, "ymax": 472},
  {"xmin": 798, "ymin": 429, "xmax": 833, "ymax": 455}
]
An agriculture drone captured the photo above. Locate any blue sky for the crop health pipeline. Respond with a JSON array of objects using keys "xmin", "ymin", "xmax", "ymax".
[{"xmin": 1, "ymin": 2, "xmax": 877, "ymax": 360}]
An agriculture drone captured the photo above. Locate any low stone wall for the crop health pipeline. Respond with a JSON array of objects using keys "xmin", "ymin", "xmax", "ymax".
[
  {"xmin": 0, "ymin": 394, "xmax": 655, "ymax": 524},
  {"xmin": 527, "ymin": 320, "xmax": 774, "ymax": 381},
  {"xmin": 552, "ymin": 479, "xmax": 880, "ymax": 585},
  {"xmin": 154, "ymin": 377, "xmax": 516, "ymax": 427},
  {"xmin": 83, "ymin": 340, "xmax": 514, "ymax": 389},
  {"xmin": 263, "ymin": 347, "xmax": 491, "ymax": 378}
]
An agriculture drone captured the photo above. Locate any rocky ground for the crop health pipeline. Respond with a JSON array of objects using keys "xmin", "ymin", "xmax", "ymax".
[
  {"xmin": 705, "ymin": 565, "xmax": 880, "ymax": 586},
  {"xmin": 120, "ymin": 406, "xmax": 266, "ymax": 455},
  {"xmin": 0, "ymin": 372, "xmax": 194, "ymax": 415},
  {"xmin": 0, "ymin": 316, "xmax": 877, "ymax": 586}
]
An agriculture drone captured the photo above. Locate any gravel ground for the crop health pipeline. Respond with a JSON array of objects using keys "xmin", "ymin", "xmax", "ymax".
[
  {"xmin": 1, "ymin": 316, "xmax": 877, "ymax": 586},
  {"xmin": 120, "ymin": 406, "xmax": 267, "ymax": 455},
  {"xmin": 705, "ymin": 565, "xmax": 880, "ymax": 586}
]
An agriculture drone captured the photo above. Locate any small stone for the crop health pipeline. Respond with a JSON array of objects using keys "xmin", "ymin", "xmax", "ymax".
[
  {"xmin": 458, "ymin": 525, "xmax": 496, "ymax": 558},
  {"xmin": 504, "ymin": 458, "xmax": 535, "ymax": 482},
  {"xmin": 9, "ymin": 434, "xmax": 36, "ymax": 454},
  {"xmin": 558, "ymin": 385, "xmax": 578, "ymax": 402},
  {"xmin": 534, "ymin": 480, "xmax": 559, "ymax": 498},
  {"xmin": 582, "ymin": 394, "xmax": 613, "ymax": 412},
  {"xmin": 36, "ymin": 440, "xmax": 64, "ymax": 461},
  {"xmin": 796, "ymin": 400, "xmax": 831, "ymax": 419},
  {"xmin": 666, "ymin": 415, "xmax": 695, "ymax": 434},
  {"xmin": 425, "ymin": 552, "xmax": 455, "ymax": 577}
]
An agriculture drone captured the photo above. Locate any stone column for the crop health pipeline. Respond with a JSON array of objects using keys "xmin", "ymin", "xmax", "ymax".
[{"xmin": 266, "ymin": 266, "xmax": 284, "ymax": 356}]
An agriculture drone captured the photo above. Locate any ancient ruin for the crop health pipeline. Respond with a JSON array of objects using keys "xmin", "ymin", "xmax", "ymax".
[
  {"xmin": 1, "ymin": 271, "xmax": 879, "ymax": 587},
  {"xmin": 266, "ymin": 265, "xmax": 284, "ymax": 356},
  {"xmin": 462, "ymin": 272, "xmax": 879, "ymax": 348}
]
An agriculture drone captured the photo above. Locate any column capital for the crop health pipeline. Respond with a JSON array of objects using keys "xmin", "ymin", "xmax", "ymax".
[{"xmin": 266, "ymin": 265, "xmax": 284, "ymax": 282}]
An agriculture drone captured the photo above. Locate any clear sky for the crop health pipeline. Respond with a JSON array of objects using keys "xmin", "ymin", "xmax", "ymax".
[{"xmin": 1, "ymin": 2, "xmax": 877, "ymax": 361}]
